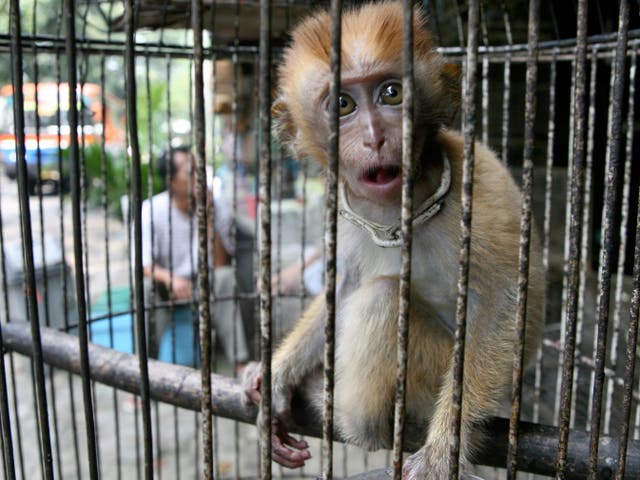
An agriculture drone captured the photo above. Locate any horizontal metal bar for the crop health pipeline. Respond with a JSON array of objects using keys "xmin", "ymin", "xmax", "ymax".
[
  {"xmin": 3, "ymin": 322, "xmax": 640, "ymax": 478},
  {"xmin": 0, "ymin": 33, "xmax": 260, "ymax": 58},
  {"xmin": 4, "ymin": 28, "xmax": 640, "ymax": 64}
]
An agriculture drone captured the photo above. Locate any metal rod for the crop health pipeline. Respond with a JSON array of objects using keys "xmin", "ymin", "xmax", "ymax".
[
  {"xmin": 556, "ymin": 0, "xmax": 589, "ymax": 476},
  {"xmin": 124, "ymin": 0, "xmax": 155, "ymax": 477},
  {"xmin": 450, "ymin": 1, "xmax": 478, "ymax": 478},
  {"xmin": 535, "ymin": 48, "xmax": 557, "ymax": 428},
  {"xmin": 191, "ymin": 0, "xmax": 214, "ymax": 477},
  {"xmin": 506, "ymin": 1, "xmax": 539, "ymax": 478},
  {"xmin": 322, "ymin": 0, "xmax": 341, "ymax": 479},
  {"xmin": 500, "ymin": 1, "xmax": 513, "ymax": 166},
  {"xmin": 575, "ymin": 47, "xmax": 598, "ymax": 429},
  {"xmin": 606, "ymin": 40, "xmax": 637, "ymax": 436},
  {"xmin": 9, "ymin": 0, "xmax": 55, "ymax": 478},
  {"xmin": 258, "ymin": 0, "xmax": 273, "ymax": 476},
  {"xmin": 392, "ymin": 2, "xmax": 414, "ymax": 479},
  {"xmin": 588, "ymin": 1, "xmax": 630, "ymax": 477},
  {"xmin": 0, "ymin": 96, "xmax": 16, "ymax": 480},
  {"xmin": 616, "ymin": 52, "xmax": 640, "ymax": 479}
]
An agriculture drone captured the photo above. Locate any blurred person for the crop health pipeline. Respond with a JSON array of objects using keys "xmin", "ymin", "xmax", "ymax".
[{"xmin": 139, "ymin": 146, "xmax": 249, "ymax": 372}]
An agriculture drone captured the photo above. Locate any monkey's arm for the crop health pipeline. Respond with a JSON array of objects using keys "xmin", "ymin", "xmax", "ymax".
[{"xmin": 243, "ymin": 295, "xmax": 327, "ymax": 467}]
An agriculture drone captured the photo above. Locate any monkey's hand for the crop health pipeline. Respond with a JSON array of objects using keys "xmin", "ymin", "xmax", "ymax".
[
  {"xmin": 268, "ymin": 415, "xmax": 311, "ymax": 468},
  {"xmin": 402, "ymin": 447, "xmax": 484, "ymax": 480},
  {"xmin": 242, "ymin": 361, "xmax": 312, "ymax": 468},
  {"xmin": 242, "ymin": 361, "xmax": 263, "ymax": 406}
]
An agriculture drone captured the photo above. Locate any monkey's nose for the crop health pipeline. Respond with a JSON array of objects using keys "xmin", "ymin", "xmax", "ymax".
[{"xmin": 364, "ymin": 135, "xmax": 385, "ymax": 152}]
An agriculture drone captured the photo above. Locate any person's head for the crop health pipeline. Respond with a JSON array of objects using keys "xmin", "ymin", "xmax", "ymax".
[{"xmin": 157, "ymin": 146, "xmax": 194, "ymax": 201}]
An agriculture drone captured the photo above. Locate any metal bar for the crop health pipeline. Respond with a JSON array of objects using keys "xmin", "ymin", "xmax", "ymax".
[
  {"xmin": 576, "ymin": 46, "xmax": 598, "ymax": 431},
  {"xmin": 101, "ymin": 48, "xmax": 123, "ymax": 480},
  {"xmin": 323, "ymin": 0, "xmax": 341, "ymax": 478},
  {"xmin": 8, "ymin": 0, "xmax": 55, "ymax": 478},
  {"xmin": 450, "ymin": 0, "xmax": 478, "ymax": 478},
  {"xmin": 258, "ymin": 0, "xmax": 273, "ymax": 475},
  {"xmin": 65, "ymin": 0, "xmax": 100, "ymax": 476},
  {"xmin": 54, "ymin": 17, "xmax": 82, "ymax": 473},
  {"xmin": 124, "ymin": 0, "xmax": 155, "ymax": 477},
  {"xmin": 480, "ymin": 4, "xmax": 489, "ymax": 146},
  {"xmin": 536, "ymin": 47, "xmax": 557, "ymax": 427},
  {"xmin": 391, "ymin": 1, "xmax": 414, "ymax": 479},
  {"xmin": 556, "ymin": 0, "xmax": 589, "ymax": 476},
  {"xmin": 30, "ymin": 8, "xmax": 66, "ymax": 478},
  {"xmin": 500, "ymin": 1, "xmax": 513, "ymax": 166},
  {"xmin": 506, "ymin": 1, "xmax": 539, "ymax": 478},
  {"xmin": 588, "ymin": 1, "xmax": 629, "ymax": 476},
  {"xmin": 0, "ymin": 106, "xmax": 16, "ymax": 480},
  {"xmin": 191, "ymin": 0, "xmax": 214, "ymax": 477},
  {"xmin": 606, "ymin": 41, "xmax": 637, "ymax": 436},
  {"xmin": 616, "ymin": 53, "xmax": 640, "ymax": 479}
]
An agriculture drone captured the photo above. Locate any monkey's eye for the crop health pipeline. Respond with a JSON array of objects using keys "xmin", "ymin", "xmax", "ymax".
[
  {"xmin": 337, "ymin": 93, "xmax": 356, "ymax": 116},
  {"xmin": 379, "ymin": 82, "xmax": 403, "ymax": 105}
]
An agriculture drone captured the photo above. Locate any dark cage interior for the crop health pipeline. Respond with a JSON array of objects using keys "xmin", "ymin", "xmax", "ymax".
[{"xmin": 0, "ymin": 0, "xmax": 639, "ymax": 479}]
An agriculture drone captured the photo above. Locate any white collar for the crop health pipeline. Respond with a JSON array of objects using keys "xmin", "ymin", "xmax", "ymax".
[{"xmin": 338, "ymin": 154, "xmax": 451, "ymax": 248}]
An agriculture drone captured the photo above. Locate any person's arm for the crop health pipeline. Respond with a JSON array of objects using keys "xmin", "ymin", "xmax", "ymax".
[
  {"xmin": 143, "ymin": 264, "xmax": 193, "ymax": 301},
  {"xmin": 207, "ymin": 186, "xmax": 233, "ymax": 267}
]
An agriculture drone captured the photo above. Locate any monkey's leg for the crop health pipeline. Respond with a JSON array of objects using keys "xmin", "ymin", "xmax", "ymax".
[
  {"xmin": 403, "ymin": 324, "xmax": 512, "ymax": 480},
  {"xmin": 334, "ymin": 276, "xmax": 400, "ymax": 450}
]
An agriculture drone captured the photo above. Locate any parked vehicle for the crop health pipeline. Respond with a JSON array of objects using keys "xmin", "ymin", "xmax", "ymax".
[{"xmin": 0, "ymin": 82, "xmax": 124, "ymax": 194}]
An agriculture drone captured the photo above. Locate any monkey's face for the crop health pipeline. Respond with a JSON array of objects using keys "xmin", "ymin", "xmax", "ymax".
[
  {"xmin": 320, "ymin": 75, "xmax": 405, "ymax": 205},
  {"xmin": 272, "ymin": 2, "xmax": 459, "ymax": 206}
]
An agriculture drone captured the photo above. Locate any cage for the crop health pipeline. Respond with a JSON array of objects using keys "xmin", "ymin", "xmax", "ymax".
[{"xmin": 0, "ymin": 0, "xmax": 639, "ymax": 479}]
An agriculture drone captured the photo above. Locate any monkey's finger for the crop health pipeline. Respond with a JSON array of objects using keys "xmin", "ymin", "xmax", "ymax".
[
  {"xmin": 272, "ymin": 435, "xmax": 311, "ymax": 468},
  {"xmin": 244, "ymin": 389, "xmax": 262, "ymax": 406},
  {"xmin": 280, "ymin": 432, "xmax": 309, "ymax": 451},
  {"xmin": 271, "ymin": 450, "xmax": 309, "ymax": 469}
]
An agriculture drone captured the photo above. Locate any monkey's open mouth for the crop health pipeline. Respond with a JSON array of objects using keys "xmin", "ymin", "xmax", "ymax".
[{"xmin": 360, "ymin": 165, "xmax": 401, "ymax": 185}]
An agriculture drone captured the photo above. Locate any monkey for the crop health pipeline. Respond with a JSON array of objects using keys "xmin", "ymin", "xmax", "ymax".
[{"xmin": 243, "ymin": 2, "xmax": 544, "ymax": 478}]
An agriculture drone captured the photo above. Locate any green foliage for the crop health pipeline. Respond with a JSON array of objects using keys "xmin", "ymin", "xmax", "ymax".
[
  {"xmin": 83, "ymin": 143, "xmax": 164, "ymax": 218},
  {"xmin": 136, "ymin": 78, "xmax": 167, "ymax": 157}
]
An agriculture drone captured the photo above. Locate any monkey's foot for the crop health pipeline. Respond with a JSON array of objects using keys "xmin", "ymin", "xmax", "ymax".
[{"xmin": 401, "ymin": 448, "xmax": 485, "ymax": 480}]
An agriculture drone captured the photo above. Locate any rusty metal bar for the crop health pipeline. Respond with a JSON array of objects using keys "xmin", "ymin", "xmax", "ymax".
[
  {"xmin": 451, "ymin": 0, "xmax": 478, "ymax": 477},
  {"xmin": 588, "ymin": 1, "xmax": 629, "ymax": 477},
  {"xmin": 391, "ymin": 2, "xmax": 414, "ymax": 479},
  {"xmin": 124, "ymin": 0, "xmax": 155, "ymax": 478},
  {"xmin": 500, "ymin": 1, "xmax": 513, "ymax": 166},
  {"xmin": 323, "ymin": 0, "xmax": 341, "ymax": 478},
  {"xmin": 535, "ymin": 47, "xmax": 557, "ymax": 428},
  {"xmin": 555, "ymin": 54, "xmax": 577, "ymax": 427},
  {"xmin": 480, "ymin": 5, "xmax": 489, "ymax": 146},
  {"xmin": 190, "ymin": 0, "xmax": 214, "ymax": 477},
  {"xmin": 506, "ymin": 1, "xmax": 539, "ymax": 478},
  {"xmin": 258, "ymin": 0, "xmax": 273, "ymax": 476},
  {"xmin": 8, "ymin": 0, "xmax": 54, "ymax": 478},
  {"xmin": 616, "ymin": 52, "xmax": 640, "ymax": 478},
  {"xmin": 575, "ymin": 47, "xmax": 598, "ymax": 429},
  {"xmin": 606, "ymin": 42, "xmax": 637, "ymax": 436},
  {"xmin": 556, "ymin": 0, "xmax": 589, "ymax": 475}
]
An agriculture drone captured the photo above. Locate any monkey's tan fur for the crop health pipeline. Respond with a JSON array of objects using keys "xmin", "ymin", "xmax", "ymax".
[{"xmin": 245, "ymin": 2, "xmax": 544, "ymax": 478}]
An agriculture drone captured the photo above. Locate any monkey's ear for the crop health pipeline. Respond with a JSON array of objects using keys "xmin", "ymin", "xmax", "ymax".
[
  {"xmin": 440, "ymin": 62, "xmax": 461, "ymax": 123},
  {"xmin": 272, "ymin": 97, "xmax": 297, "ymax": 148}
]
